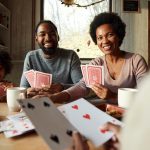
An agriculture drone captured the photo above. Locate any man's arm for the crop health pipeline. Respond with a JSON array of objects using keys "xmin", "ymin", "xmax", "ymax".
[{"xmin": 20, "ymin": 52, "xmax": 31, "ymax": 88}]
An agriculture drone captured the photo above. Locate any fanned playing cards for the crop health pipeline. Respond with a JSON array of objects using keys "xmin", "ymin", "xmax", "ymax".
[
  {"xmin": 24, "ymin": 70, "xmax": 52, "ymax": 88},
  {"xmin": 81, "ymin": 65, "xmax": 104, "ymax": 87},
  {"xmin": 18, "ymin": 97, "xmax": 123, "ymax": 150}
]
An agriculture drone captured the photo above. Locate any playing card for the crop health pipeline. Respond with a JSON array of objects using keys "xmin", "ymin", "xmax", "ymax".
[
  {"xmin": 18, "ymin": 97, "xmax": 77, "ymax": 150},
  {"xmin": 81, "ymin": 65, "xmax": 89, "ymax": 86},
  {"xmin": 34, "ymin": 71, "xmax": 52, "ymax": 88},
  {"xmin": 24, "ymin": 70, "xmax": 34, "ymax": 87},
  {"xmin": 0, "ymin": 120, "xmax": 15, "ymax": 132},
  {"xmin": 3, "ymin": 112, "xmax": 35, "ymax": 138},
  {"xmin": 80, "ymin": 65, "xmax": 104, "ymax": 87},
  {"xmin": 24, "ymin": 70, "xmax": 52, "ymax": 88},
  {"xmin": 7, "ymin": 112, "xmax": 34, "ymax": 133},
  {"xmin": 58, "ymin": 98, "xmax": 123, "ymax": 147},
  {"xmin": 87, "ymin": 65, "xmax": 104, "ymax": 87},
  {"xmin": 4, "ymin": 126, "xmax": 24, "ymax": 138}
]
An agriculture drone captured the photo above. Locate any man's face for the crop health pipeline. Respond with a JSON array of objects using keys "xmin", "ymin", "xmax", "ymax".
[{"xmin": 36, "ymin": 23, "xmax": 59, "ymax": 55}]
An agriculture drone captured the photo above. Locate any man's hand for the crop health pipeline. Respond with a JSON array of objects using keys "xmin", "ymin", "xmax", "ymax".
[
  {"xmin": 27, "ymin": 83, "xmax": 64, "ymax": 98},
  {"xmin": 27, "ymin": 87, "xmax": 41, "ymax": 98}
]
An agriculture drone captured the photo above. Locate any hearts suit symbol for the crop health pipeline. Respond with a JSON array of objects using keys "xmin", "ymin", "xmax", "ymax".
[
  {"xmin": 72, "ymin": 105, "xmax": 78, "ymax": 110},
  {"xmin": 100, "ymin": 129, "xmax": 108, "ymax": 134},
  {"xmin": 83, "ymin": 114, "xmax": 90, "ymax": 120}
]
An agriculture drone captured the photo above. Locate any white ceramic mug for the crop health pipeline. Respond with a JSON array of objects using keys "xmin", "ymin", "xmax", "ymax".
[
  {"xmin": 118, "ymin": 88, "xmax": 138, "ymax": 109},
  {"xmin": 6, "ymin": 87, "xmax": 26, "ymax": 112}
]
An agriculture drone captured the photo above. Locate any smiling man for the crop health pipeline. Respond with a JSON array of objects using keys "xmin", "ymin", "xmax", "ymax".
[{"xmin": 20, "ymin": 20, "xmax": 82, "ymax": 96}]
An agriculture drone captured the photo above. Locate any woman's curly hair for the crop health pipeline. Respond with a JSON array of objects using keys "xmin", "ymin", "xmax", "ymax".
[
  {"xmin": 89, "ymin": 12, "xmax": 126, "ymax": 46},
  {"xmin": 0, "ymin": 50, "xmax": 12, "ymax": 76}
]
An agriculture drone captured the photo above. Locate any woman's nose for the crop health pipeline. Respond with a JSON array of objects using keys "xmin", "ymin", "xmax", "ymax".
[{"xmin": 102, "ymin": 37, "xmax": 109, "ymax": 43}]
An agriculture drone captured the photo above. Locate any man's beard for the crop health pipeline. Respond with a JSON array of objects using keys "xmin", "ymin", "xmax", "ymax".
[{"xmin": 39, "ymin": 44, "xmax": 57, "ymax": 55}]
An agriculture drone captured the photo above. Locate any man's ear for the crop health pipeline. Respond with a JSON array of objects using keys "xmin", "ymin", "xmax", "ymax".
[{"xmin": 35, "ymin": 36, "xmax": 38, "ymax": 42}]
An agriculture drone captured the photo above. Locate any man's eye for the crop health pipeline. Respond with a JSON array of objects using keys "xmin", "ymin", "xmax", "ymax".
[{"xmin": 39, "ymin": 33, "xmax": 45, "ymax": 36}]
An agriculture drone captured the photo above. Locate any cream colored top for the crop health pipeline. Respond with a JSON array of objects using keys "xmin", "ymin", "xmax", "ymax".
[
  {"xmin": 66, "ymin": 51, "xmax": 148, "ymax": 102},
  {"xmin": 121, "ymin": 72, "xmax": 150, "ymax": 150}
]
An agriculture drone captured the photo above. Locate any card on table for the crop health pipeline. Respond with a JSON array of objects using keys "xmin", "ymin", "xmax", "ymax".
[
  {"xmin": 81, "ymin": 65, "xmax": 104, "ymax": 87},
  {"xmin": 7, "ymin": 112, "xmax": 34, "ymax": 133},
  {"xmin": 0, "ymin": 120, "xmax": 15, "ymax": 133},
  {"xmin": 18, "ymin": 97, "xmax": 77, "ymax": 150},
  {"xmin": 2, "ymin": 112, "xmax": 34, "ymax": 138},
  {"xmin": 24, "ymin": 70, "xmax": 52, "ymax": 88},
  {"xmin": 58, "ymin": 98, "xmax": 123, "ymax": 147}
]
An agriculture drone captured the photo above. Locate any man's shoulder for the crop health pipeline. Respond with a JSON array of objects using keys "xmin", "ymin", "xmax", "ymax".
[
  {"xmin": 58, "ymin": 48, "xmax": 78, "ymax": 56},
  {"xmin": 59, "ymin": 48, "xmax": 75, "ymax": 53},
  {"xmin": 26, "ymin": 49, "xmax": 41, "ymax": 57}
]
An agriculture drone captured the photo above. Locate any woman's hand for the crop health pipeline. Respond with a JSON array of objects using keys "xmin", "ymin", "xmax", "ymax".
[
  {"xmin": 102, "ymin": 122, "xmax": 121, "ymax": 150},
  {"xmin": 91, "ymin": 83, "xmax": 113, "ymax": 99},
  {"xmin": 65, "ymin": 132, "xmax": 89, "ymax": 150}
]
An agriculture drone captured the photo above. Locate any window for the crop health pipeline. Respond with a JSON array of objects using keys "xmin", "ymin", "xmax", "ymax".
[{"xmin": 43, "ymin": 0, "xmax": 111, "ymax": 58}]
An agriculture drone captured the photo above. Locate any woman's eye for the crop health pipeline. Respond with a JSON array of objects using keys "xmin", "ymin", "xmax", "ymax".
[
  {"xmin": 97, "ymin": 36, "xmax": 102, "ymax": 40},
  {"xmin": 107, "ymin": 33, "xmax": 114, "ymax": 37}
]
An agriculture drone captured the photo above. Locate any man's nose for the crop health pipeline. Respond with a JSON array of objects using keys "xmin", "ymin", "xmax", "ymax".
[{"xmin": 45, "ymin": 33, "xmax": 51, "ymax": 41}]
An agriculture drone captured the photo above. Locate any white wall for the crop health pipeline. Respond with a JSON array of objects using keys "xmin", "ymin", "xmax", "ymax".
[{"xmin": 112, "ymin": 0, "xmax": 148, "ymax": 62}]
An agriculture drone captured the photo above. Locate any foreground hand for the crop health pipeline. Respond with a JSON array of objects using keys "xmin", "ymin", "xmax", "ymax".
[
  {"xmin": 102, "ymin": 122, "xmax": 121, "ymax": 150},
  {"xmin": 66, "ymin": 132, "xmax": 89, "ymax": 150},
  {"xmin": 91, "ymin": 83, "xmax": 113, "ymax": 100}
]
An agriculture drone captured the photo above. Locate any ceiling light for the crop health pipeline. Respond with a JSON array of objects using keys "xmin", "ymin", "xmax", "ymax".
[{"xmin": 59, "ymin": 0, "xmax": 106, "ymax": 8}]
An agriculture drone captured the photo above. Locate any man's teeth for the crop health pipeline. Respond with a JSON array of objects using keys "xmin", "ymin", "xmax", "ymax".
[{"xmin": 44, "ymin": 43, "xmax": 51, "ymax": 47}]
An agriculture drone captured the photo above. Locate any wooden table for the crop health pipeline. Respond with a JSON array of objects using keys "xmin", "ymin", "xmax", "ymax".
[{"xmin": 0, "ymin": 103, "xmax": 104, "ymax": 150}]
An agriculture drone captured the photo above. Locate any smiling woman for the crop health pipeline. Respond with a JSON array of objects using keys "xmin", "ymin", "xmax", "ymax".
[{"xmin": 43, "ymin": 0, "xmax": 111, "ymax": 59}]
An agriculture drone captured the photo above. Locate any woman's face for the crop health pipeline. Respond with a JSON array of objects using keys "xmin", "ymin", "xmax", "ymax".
[
  {"xmin": 0, "ymin": 64, "xmax": 5, "ymax": 81},
  {"xmin": 96, "ymin": 24, "xmax": 120, "ymax": 55}
]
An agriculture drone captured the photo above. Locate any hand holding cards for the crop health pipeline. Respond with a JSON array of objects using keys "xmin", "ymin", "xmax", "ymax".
[
  {"xmin": 81, "ymin": 65, "xmax": 104, "ymax": 87},
  {"xmin": 18, "ymin": 97, "xmax": 123, "ymax": 150},
  {"xmin": 24, "ymin": 70, "xmax": 52, "ymax": 88}
]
